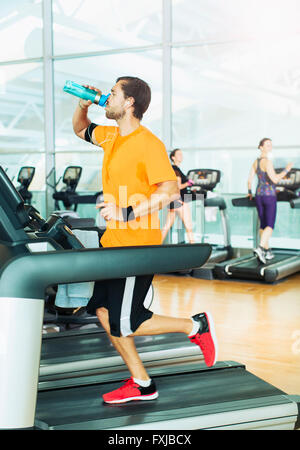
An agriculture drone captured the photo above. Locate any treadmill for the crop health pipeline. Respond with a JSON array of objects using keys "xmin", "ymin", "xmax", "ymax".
[
  {"xmin": 35, "ymin": 361, "xmax": 300, "ymax": 430},
  {"xmin": 11, "ymin": 172, "xmax": 204, "ymax": 382},
  {"xmin": 47, "ymin": 165, "xmax": 105, "ymax": 329},
  {"xmin": 185, "ymin": 169, "xmax": 233, "ymax": 279},
  {"xmin": 290, "ymin": 196, "xmax": 300, "ymax": 209},
  {"xmin": 16, "ymin": 166, "xmax": 36, "ymax": 205},
  {"xmin": 214, "ymin": 168, "xmax": 300, "ymax": 283},
  {"xmin": 0, "ymin": 166, "xmax": 299, "ymax": 431},
  {"xmin": 39, "ymin": 329, "xmax": 205, "ymax": 390},
  {"xmin": 53, "ymin": 165, "xmax": 103, "ymax": 229}
]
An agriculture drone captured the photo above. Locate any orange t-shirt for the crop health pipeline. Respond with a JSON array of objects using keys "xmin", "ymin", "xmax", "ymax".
[{"xmin": 94, "ymin": 125, "xmax": 176, "ymax": 248}]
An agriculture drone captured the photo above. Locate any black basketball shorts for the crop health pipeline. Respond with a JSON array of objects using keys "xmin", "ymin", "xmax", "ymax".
[{"xmin": 87, "ymin": 274, "xmax": 154, "ymax": 337}]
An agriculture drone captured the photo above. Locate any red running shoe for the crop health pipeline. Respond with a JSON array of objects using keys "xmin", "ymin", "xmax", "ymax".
[
  {"xmin": 102, "ymin": 378, "xmax": 158, "ymax": 404},
  {"xmin": 189, "ymin": 312, "xmax": 218, "ymax": 367}
]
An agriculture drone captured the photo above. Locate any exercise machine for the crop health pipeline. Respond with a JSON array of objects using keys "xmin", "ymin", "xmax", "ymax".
[
  {"xmin": 214, "ymin": 168, "xmax": 300, "ymax": 283},
  {"xmin": 290, "ymin": 197, "xmax": 300, "ymax": 209},
  {"xmin": 184, "ymin": 169, "xmax": 232, "ymax": 279},
  {"xmin": 47, "ymin": 165, "xmax": 106, "ymax": 328},
  {"xmin": 0, "ymin": 165, "xmax": 299, "ymax": 430},
  {"xmin": 16, "ymin": 166, "xmax": 35, "ymax": 205},
  {"xmin": 53, "ymin": 165, "xmax": 103, "ymax": 229}
]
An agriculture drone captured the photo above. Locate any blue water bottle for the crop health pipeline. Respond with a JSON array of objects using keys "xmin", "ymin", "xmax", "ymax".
[{"xmin": 63, "ymin": 80, "xmax": 110, "ymax": 107}]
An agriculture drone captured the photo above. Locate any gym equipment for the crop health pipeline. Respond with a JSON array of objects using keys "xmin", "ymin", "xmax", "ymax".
[
  {"xmin": 50, "ymin": 166, "xmax": 105, "ymax": 326},
  {"xmin": 40, "ymin": 327, "xmax": 203, "ymax": 389},
  {"xmin": 22, "ymin": 165, "xmax": 149, "ymax": 331},
  {"xmin": 52, "ymin": 165, "xmax": 102, "ymax": 228},
  {"xmin": 290, "ymin": 197, "xmax": 300, "ymax": 209},
  {"xmin": 214, "ymin": 168, "xmax": 300, "ymax": 283},
  {"xmin": 0, "ymin": 165, "xmax": 212, "ymax": 429},
  {"xmin": 63, "ymin": 80, "xmax": 110, "ymax": 107},
  {"xmin": 0, "ymin": 165, "xmax": 299, "ymax": 430},
  {"xmin": 36, "ymin": 361, "xmax": 300, "ymax": 430},
  {"xmin": 53, "ymin": 165, "xmax": 82, "ymax": 211},
  {"xmin": 14, "ymin": 187, "xmax": 100, "ymax": 330},
  {"xmin": 16, "ymin": 166, "xmax": 35, "ymax": 205},
  {"xmin": 175, "ymin": 169, "xmax": 232, "ymax": 279}
]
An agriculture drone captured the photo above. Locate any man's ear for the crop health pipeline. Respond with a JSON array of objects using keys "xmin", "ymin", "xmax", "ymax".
[{"xmin": 125, "ymin": 97, "xmax": 134, "ymax": 107}]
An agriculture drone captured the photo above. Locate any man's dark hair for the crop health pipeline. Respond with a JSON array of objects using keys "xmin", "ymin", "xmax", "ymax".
[{"xmin": 116, "ymin": 76, "xmax": 151, "ymax": 120}]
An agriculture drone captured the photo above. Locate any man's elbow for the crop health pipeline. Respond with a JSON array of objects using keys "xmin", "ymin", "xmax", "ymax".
[
  {"xmin": 72, "ymin": 121, "xmax": 80, "ymax": 137},
  {"xmin": 73, "ymin": 125, "xmax": 86, "ymax": 140}
]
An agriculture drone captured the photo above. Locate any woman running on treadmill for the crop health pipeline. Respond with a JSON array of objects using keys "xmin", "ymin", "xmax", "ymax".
[
  {"xmin": 161, "ymin": 148, "xmax": 195, "ymax": 244},
  {"xmin": 247, "ymin": 137, "xmax": 293, "ymax": 264}
]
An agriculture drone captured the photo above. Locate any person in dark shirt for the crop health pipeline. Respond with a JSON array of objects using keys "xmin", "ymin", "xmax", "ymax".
[{"xmin": 161, "ymin": 148, "xmax": 195, "ymax": 244}]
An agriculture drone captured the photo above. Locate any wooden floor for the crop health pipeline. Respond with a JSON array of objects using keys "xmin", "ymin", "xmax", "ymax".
[{"xmin": 151, "ymin": 272, "xmax": 300, "ymax": 397}]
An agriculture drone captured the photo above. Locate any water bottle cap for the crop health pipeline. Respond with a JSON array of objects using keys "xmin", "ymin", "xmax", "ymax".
[{"xmin": 99, "ymin": 93, "xmax": 110, "ymax": 106}]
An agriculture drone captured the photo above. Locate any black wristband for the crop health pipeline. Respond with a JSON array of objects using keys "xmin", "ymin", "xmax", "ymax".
[{"xmin": 122, "ymin": 206, "xmax": 135, "ymax": 222}]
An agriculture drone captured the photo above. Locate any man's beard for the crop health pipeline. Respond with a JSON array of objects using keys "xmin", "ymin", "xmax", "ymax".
[{"xmin": 105, "ymin": 108, "xmax": 126, "ymax": 121}]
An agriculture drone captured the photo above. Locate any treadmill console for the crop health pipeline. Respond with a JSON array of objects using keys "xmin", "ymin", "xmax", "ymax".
[
  {"xmin": 54, "ymin": 166, "xmax": 83, "ymax": 209},
  {"xmin": 186, "ymin": 169, "xmax": 221, "ymax": 193},
  {"xmin": 17, "ymin": 166, "xmax": 35, "ymax": 188},
  {"xmin": 0, "ymin": 166, "xmax": 30, "ymax": 242},
  {"xmin": 62, "ymin": 166, "xmax": 82, "ymax": 192},
  {"xmin": 275, "ymin": 168, "xmax": 300, "ymax": 191},
  {"xmin": 17, "ymin": 166, "xmax": 35, "ymax": 205}
]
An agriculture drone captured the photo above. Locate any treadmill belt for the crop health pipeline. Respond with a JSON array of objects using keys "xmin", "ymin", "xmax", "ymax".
[
  {"xmin": 235, "ymin": 254, "xmax": 290, "ymax": 270},
  {"xmin": 219, "ymin": 251, "xmax": 300, "ymax": 282},
  {"xmin": 41, "ymin": 331, "xmax": 194, "ymax": 365},
  {"xmin": 35, "ymin": 365, "xmax": 287, "ymax": 430}
]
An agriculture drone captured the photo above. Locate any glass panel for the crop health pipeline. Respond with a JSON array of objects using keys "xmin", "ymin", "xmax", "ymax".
[
  {"xmin": 0, "ymin": 152, "xmax": 46, "ymax": 217},
  {"xmin": 54, "ymin": 50, "xmax": 163, "ymax": 162},
  {"xmin": 55, "ymin": 152, "xmax": 102, "ymax": 192},
  {"xmin": 0, "ymin": 62, "xmax": 44, "ymax": 152},
  {"xmin": 172, "ymin": 0, "xmax": 300, "ymax": 43},
  {"xmin": 172, "ymin": 41, "xmax": 300, "ymax": 148},
  {"xmin": 174, "ymin": 147, "xmax": 300, "ymax": 194},
  {"xmin": 0, "ymin": 0, "xmax": 43, "ymax": 61},
  {"xmin": 52, "ymin": 0, "xmax": 162, "ymax": 55},
  {"xmin": 0, "ymin": 61, "xmax": 45, "ymax": 214},
  {"xmin": 172, "ymin": 38, "xmax": 300, "ymax": 192}
]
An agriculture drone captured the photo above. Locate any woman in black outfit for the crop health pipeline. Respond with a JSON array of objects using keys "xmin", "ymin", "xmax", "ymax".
[{"xmin": 161, "ymin": 148, "xmax": 195, "ymax": 244}]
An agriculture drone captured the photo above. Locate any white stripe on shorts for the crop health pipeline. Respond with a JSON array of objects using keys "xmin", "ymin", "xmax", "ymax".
[{"xmin": 120, "ymin": 276, "xmax": 136, "ymax": 337}]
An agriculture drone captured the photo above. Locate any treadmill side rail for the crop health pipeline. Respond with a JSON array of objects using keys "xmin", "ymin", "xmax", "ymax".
[
  {"xmin": 263, "ymin": 256, "xmax": 300, "ymax": 283},
  {"xmin": 43, "ymin": 394, "xmax": 300, "ymax": 431}
]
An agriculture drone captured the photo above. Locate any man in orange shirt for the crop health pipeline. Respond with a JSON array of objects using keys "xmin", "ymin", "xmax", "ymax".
[{"xmin": 72, "ymin": 76, "xmax": 217, "ymax": 404}]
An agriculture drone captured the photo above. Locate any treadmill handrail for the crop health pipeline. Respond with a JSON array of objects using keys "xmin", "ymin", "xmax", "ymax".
[
  {"xmin": 290, "ymin": 197, "xmax": 300, "ymax": 209},
  {"xmin": 224, "ymin": 255, "xmax": 257, "ymax": 275},
  {"xmin": 204, "ymin": 196, "xmax": 227, "ymax": 210},
  {"xmin": 0, "ymin": 243, "xmax": 211, "ymax": 299}
]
